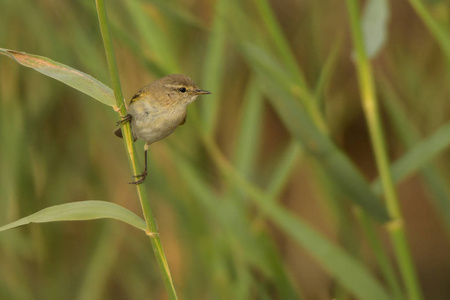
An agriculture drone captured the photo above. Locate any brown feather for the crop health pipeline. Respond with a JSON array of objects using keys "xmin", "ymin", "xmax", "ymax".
[{"xmin": 114, "ymin": 127, "xmax": 123, "ymax": 138}]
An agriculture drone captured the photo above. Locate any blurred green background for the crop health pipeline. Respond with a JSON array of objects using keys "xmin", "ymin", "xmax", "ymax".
[{"xmin": 1, "ymin": 0, "xmax": 450, "ymax": 299}]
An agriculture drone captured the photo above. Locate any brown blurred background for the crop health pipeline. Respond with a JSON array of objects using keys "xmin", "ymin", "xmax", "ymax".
[{"xmin": 1, "ymin": 0, "xmax": 450, "ymax": 299}]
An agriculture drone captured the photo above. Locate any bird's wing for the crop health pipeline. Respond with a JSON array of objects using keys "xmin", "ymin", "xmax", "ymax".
[{"xmin": 130, "ymin": 91, "xmax": 144, "ymax": 103}]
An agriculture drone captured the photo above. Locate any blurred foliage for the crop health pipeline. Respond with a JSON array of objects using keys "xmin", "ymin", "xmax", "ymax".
[{"xmin": 1, "ymin": 0, "xmax": 450, "ymax": 299}]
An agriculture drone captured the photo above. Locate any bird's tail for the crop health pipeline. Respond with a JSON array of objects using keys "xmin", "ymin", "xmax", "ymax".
[
  {"xmin": 113, "ymin": 127, "xmax": 137, "ymax": 142},
  {"xmin": 114, "ymin": 114, "xmax": 137, "ymax": 141},
  {"xmin": 114, "ymin": 127, "xmax": 123, "ymax": 138}
]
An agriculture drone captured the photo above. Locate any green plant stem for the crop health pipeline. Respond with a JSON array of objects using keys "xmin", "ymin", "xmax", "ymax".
[
  {"xmin": 407, "ymin": 0, "xmax": 450, "ymax": 69},
  {"xmin": 345, "ymin": 1, "xmax": 422, "ymax": 299},
  {"xmin": 95, "ymin": 1, "xmax": 178, "ymax": 299},
  {"xmin": 357, "ymin": 212, "xmax": 404, "ymax": 300}
]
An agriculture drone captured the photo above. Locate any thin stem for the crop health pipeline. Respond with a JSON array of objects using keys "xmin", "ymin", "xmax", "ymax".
[
  {"xmin": 357, "ymin": 212, "xmax": 404, "ymax": 300},
  {"xmin": 95, "ymin": 1, "xmax": 178, "ymax": 299},
  {"xmin": 345, "ymin": 0, "xmax": 423, "ymax": 299},
  {"xmin": 407, "ymin": 0, "xmax": 450, "ymax": 70}
]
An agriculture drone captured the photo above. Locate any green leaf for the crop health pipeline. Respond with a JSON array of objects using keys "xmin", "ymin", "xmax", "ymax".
[
  {"xmin": 372, "ymin": 121, "xmax": 450, "ymax": 194},
  {"xmin": 240, "ymin": 43, "xmax": 390, "ymax": 222},
  {"xmin": 177, "ymin": 152, "xmax": 391, "ymax": 300},
  {"xmin": 0, "ymin": 201, "xmax": 147, "ymax": 232},
  {"xmin": 270, "ymin": 205, "xmax": 391, "ymax": 300},
  {"xmin": 361, "ymin": 0, "xmax": 390, "ymax": 58},
  {"xmin": 200, "ymin": 0, "xmax": 227, "ymax": 136},
  {"xmin": 0, "ymin": 48, "xmax": 115, "ymax": 106}
]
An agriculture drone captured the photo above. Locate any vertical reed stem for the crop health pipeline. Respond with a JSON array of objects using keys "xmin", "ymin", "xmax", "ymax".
[
  {"xmin": 345, "ymin": 1, "xmax": 423, "ymax": 299},
  {"xmin": 95, "ymin": 1, "xmax": 178, "ymax": 299}
]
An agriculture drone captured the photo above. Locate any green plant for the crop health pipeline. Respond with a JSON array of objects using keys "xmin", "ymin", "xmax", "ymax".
[
  {"xmin": 1, "ymin": 0, "xmax": 450, "ymax": 299},
  {"xmin": 0, "ymin": 1, "xmax": 178, "ymax": 298}
]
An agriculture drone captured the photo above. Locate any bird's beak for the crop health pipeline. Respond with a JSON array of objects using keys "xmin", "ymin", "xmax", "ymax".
[{"xmin": 192, "ymin": 89, "xmax": 211, "ymax": 95}]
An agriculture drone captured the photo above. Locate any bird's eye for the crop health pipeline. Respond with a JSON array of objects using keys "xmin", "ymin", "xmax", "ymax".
[{"xmin": 178, "ymin": 87, "xmax": 187, "ymax": 93}]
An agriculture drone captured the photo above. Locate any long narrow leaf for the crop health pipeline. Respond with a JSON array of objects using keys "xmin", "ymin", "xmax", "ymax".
[
  {"xmin": 0, "ymin": 48, "xmax": 115, "ymax": 106},
  {"xmin": 242, "ymin": 43, "xmax": 389, "ymax": 222},
  {"xmin": 201, "ymin": 0, "xmax": 227, "ymax": 135},
  {"xmin": 372, "ymin": 121, "xmax": 450, "ymax": 194},
  {"xmin": 0, "ymin": 201, "xmax": 147, "ymax": 232},
  {"xmin": 191, "ymin": 140, "xmax": 391, "ymax": 300}
]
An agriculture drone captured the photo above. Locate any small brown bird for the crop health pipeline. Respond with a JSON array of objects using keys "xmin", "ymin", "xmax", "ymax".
[{"xmin": 115, "ymin": 74, "xmax": 211, "ymax": 184}]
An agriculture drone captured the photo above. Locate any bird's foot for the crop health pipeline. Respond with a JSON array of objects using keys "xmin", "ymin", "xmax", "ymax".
[
  {"xmin": 129, "ymin": 171, "xmax": 147, "ymax": 185},
  {"xmin": 116, "ymin": 114, "xmax": 132, "ymax": 126}
]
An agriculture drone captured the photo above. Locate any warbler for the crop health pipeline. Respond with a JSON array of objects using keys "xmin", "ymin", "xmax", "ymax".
[{"xmin": 115, "ymin": 74, "xmax": 211, "ymax": 184}]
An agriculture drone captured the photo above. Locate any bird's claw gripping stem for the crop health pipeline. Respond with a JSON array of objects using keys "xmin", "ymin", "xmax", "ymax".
[
  {"xmin": 129, "ymin": 171, "xmax": 147, "ymax": 185},
  {"xmin": 116, "ymin": 114, "xmax": 132, "ymax": 126}
]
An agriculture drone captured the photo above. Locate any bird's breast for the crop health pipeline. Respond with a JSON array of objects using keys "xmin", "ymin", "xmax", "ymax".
[{"xmin": 128, "ymin": 100, "xmax": 187, "ymax": 144}]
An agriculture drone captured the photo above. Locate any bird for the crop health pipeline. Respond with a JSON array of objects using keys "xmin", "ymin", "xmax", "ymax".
[{"xmin": 114, "ymin": 74, "xmax": 211, "ymax": 184}]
